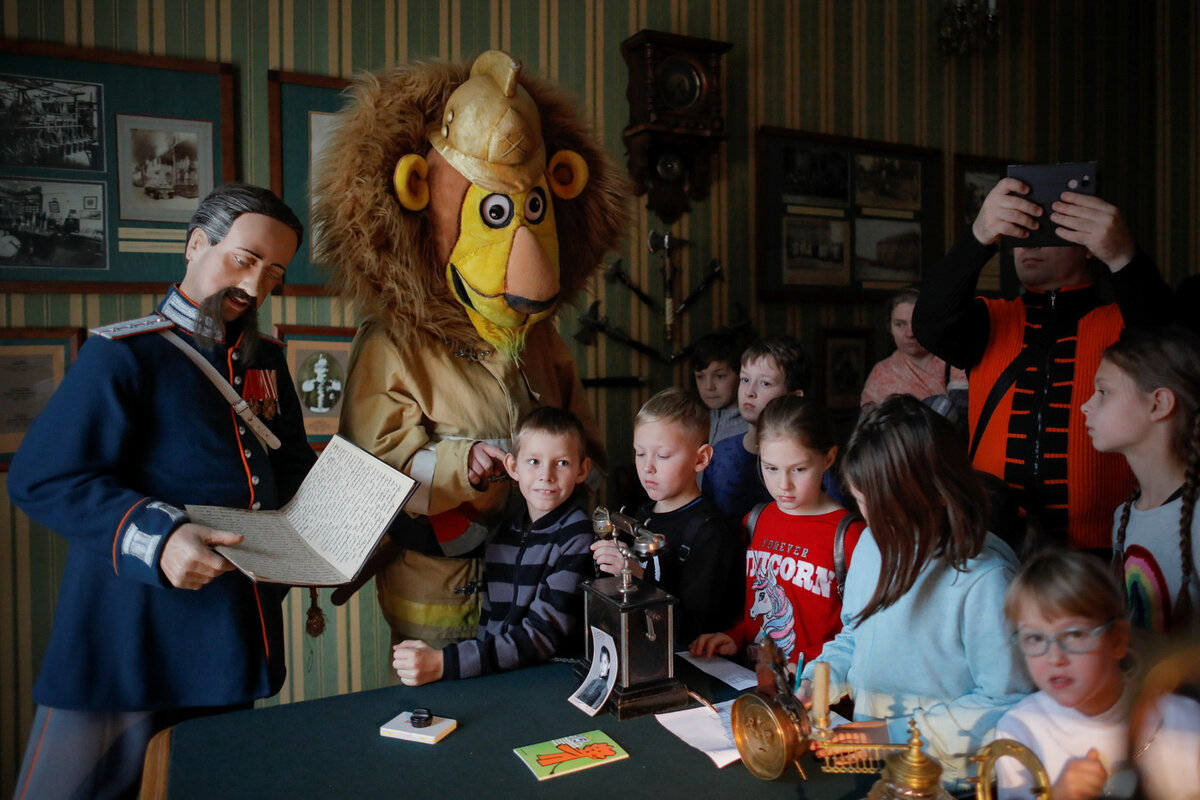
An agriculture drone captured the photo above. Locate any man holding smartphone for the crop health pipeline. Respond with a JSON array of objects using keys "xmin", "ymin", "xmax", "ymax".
[{"xmin": 913, "ymin": 175, "xmax": 1172, "ymax": 556}]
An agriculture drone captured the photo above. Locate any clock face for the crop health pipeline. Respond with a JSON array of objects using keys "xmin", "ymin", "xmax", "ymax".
[{"xmin": 655, "ymin": 56, "xmax": 704, "ymax": 111}]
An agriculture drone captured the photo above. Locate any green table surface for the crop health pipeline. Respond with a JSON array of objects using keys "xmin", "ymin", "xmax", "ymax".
[{"xmin": 166, "ymin": 658, "xmax": 876, "ymax": 799}]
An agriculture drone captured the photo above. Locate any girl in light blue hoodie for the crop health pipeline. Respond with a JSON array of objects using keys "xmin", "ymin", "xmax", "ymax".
[{"xmin": 799, "ymin": 395, "xmax": 1031, "ymax": 795}]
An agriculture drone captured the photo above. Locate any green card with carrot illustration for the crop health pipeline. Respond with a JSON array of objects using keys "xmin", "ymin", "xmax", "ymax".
[{"xmin": 513, "ymin": 729, "xmax": 629, "ymax": 780}]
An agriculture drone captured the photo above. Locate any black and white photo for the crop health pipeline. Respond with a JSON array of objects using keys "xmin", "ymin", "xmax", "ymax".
[
  {"xmin": 0, "ymin": 74, "xmax": 103, "ymax": 170},
  {"xmin": 854, "ymin": 154, "xmax": 922, "ymax": 211},
  {"xmin": 116, "ymin": 114, "xmax": 213, "ymax": 223},
  {"xmin": 0, "ymin": 177, "xmax": 107, "ymax": 270},
  {"xmin": 853, "ymin": 217, "xmax": 921, "ymax": 282}
]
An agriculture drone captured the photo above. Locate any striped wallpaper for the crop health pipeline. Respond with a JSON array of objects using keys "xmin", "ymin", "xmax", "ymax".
[{"xmin": 1, "ymin": 1, "xmax": 1195, "ymax": 793}]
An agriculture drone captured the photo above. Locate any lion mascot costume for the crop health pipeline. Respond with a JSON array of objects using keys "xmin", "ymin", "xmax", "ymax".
[{"xmin": 311, "ymin": 51, "xmax": 629, "ymax": 648}]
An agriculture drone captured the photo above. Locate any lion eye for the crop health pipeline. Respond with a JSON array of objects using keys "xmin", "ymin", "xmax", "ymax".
[
  {"xmin": 480, "ymin": 194, "xmax": 514, "ymax": 229},
  {"xmin": 525, "ymin": 187, "xmax": 547, "ymax": 224}
]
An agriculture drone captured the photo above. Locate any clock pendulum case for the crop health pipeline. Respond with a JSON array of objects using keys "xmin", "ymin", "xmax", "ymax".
[{"xmin": 620, "ymin": 29, "xmax": 732, "ymax": 225}]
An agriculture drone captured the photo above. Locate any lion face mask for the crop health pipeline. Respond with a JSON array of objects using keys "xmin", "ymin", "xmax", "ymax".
[
  {"xmin": 390, "ymin": 51, "xmax": 591, "ymax": 358},
  {"xmin": 310, "ymin": 49, "xmax": 627, "ymax": 363}
]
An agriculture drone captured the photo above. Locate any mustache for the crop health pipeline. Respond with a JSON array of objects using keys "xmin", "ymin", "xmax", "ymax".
[{"xmin": 195, "ymin": 286, "xmax": 260, "ymax": 361}]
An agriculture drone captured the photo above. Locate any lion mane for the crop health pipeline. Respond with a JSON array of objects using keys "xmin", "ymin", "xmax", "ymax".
[{"xmin": 310, "ymin": 59, "xmax": 631, "ymax": 353}]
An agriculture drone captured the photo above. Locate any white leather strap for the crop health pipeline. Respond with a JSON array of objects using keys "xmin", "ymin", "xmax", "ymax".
[{"xmin": 158, "ymin": 330, "xmax": 281, "ymax": 451}]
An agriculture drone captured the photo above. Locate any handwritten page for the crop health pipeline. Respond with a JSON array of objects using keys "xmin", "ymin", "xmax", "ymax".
[
  {"xmin": 655, "ymin": 700, "xmax": 741, "ymax": 768},
  {"xmin": 184, "ymin": 505, "xmax": 346, "ymax": 584},
  {"xmin": 189, "ymin": 435, "xmax": 418, "ymax": 585},
  {"xmin": 281, "ymin": 435, "xmax": 415, "ymax": 576},
  {"xmin": 675, "ymin": 651, "xmax": 758, "ymax": 690}
]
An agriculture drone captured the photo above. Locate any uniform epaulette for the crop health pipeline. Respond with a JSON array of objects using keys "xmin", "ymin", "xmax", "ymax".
[
  {"xmin": 90, "ymin": 315, "xmax": 175, "ymax": 339},
  {"xmin": 260, "ymin": 333, "xmax": 283, "ymax": 347}
]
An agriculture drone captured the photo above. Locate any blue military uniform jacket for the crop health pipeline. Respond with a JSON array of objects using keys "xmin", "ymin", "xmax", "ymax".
[{"xmin": 8, "ymin": 286, "xmax": 315, "ymax": 711}]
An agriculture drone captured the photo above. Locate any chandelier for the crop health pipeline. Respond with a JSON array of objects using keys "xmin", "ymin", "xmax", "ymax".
[{"xmin": 938, "ymin": 0, "xmax": 1000, "ymax": 56}]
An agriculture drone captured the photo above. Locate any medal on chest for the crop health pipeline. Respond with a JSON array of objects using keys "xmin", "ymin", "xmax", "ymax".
[{"xmin": 242, "ymin": 368, "xmax": 279, "ymax": 420}]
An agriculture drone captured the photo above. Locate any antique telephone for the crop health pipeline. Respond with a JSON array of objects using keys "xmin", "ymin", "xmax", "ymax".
[
  {"xmin": 730, "ymin": 640, "xmax": 1052, "ymax": 799},
  {"xmin": 577, "ymin": 507, "xmax": 690, "ymax": 719}
]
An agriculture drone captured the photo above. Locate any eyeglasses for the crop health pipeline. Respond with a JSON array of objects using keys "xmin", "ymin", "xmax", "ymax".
[{"xmin": 1012, "ymin": 620, "xmax": 1115, "ymax": 657}]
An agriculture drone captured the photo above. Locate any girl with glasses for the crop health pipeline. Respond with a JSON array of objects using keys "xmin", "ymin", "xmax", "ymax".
[{"xmin": 994, "ymin": 548, "xmax": 1200, "ymax": 800}]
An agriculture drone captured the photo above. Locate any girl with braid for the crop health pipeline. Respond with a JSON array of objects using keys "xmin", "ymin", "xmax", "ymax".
[{"xmin": 1081, "ymin": 324, "xmax": 1200, "ymax": 636}]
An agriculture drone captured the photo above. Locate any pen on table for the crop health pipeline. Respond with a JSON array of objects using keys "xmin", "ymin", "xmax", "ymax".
[{"xmin": 686, "ymin": 689, "xmax": 719, "ymax": 715}]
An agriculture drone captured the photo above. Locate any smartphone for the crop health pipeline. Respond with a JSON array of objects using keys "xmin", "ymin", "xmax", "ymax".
[{"xmin": 1004, "ymin": 161, "xmax": 1098, "ymax": 248}]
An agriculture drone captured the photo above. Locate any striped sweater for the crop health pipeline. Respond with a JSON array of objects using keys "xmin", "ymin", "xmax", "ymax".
[{"xmin": 441, "ymin": 499, "xmax": 593, "ymax": 680}]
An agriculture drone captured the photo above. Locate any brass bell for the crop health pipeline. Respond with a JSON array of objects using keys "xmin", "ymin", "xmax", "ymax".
[{"xmin": 865, "ymin": 720, "xmax": 954, "ymax": 800}]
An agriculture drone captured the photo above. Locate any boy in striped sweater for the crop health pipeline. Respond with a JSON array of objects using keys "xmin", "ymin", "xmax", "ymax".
[{"xmin": 391, "ymin": 406, "xmax": 595, "ymax": 684}]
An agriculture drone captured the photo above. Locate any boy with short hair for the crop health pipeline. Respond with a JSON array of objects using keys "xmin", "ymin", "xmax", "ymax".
[
  {"xmin": 391, "ymin": 406, "xmax": 594, "ymax": 685},
  {"xmin": 692, "ymin": 326, "xmax": 756, "ymax": 519},
  {"xmin": 723, "ymin": 335, "xmax": 814, "ymax": 521},
  {"xmin": 592, "ymin": 388, "xmax": 744, "ymax": 642}
]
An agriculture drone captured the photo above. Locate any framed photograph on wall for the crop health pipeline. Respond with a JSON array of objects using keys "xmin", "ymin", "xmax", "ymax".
[
  {"xmin": 116, "ymin": 114, "xmax": 214, "ymax": 223},
  {"xmin": 0, "ymin": 39, "xmax": 235, "ymax": 293},
  {"xmin": 0, "ymin": 177, "xmax": 107, "ymax": 270},
  {"xmin": 782, "ymin": 215, "xmax": 850, "ymax": 286},
  {"xmin": 853, "ymin": 217, "xmax": 922, "ymax": 283},
  {"xmin": 0, "ymin": 326, "xmax": 85, "ymax": 469},
  {"xmin": 0, "ymin": 73, "xmax": 104, "ymax": 171},
  {"xmin": 955, "ymin": 153, "xmax": 1018, "ymax": 296},
  {"xmin": 268, "ymin": 71, "xmax": 351, "ymax": 293},
  {"xmin": 275, "ymin": 324, "xmax": 357, "ymax": 450},
  {"xmin": 821, "ymin": 328, "xmax": 870, "ymax": 413},
  {"xmin": 757, "ymin": 127, "xmax": 942, "ymax": 299}
]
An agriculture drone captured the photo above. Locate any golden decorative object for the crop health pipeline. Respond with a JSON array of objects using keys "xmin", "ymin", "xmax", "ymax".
[
  {"xmin": 967, "ymin": 739, "xmax": 1051, "ymax": 800},
  {"xmin": 865, "ymin": 721, "xmax": 954, "ymax": 800}
]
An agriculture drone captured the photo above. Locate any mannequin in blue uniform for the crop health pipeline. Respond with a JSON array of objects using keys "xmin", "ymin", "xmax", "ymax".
[{"xmin": 8, "ymin": 183, "xmax": 316, "ymax": 800}]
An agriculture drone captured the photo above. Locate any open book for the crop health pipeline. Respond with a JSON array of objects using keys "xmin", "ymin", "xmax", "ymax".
[{"xmin": 186, "ymin": 435, "xmax": 418, "ymax": 586}]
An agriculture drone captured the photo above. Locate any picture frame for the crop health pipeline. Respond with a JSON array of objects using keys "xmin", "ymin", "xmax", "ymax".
[
  {"xmin": 954, "ymin": 153, "xmax": 1019, "ymax": 296},
  {"xmin": 275, "ymin": 324, "xmax": 357, "ymax": 450},
  {"xmin": 268, "ymin": 70, "xmax": 351, "ymax": 293},
  {"xmin": 820, "ymin": 328, "xmax": 870, "ymax": 413},
  {"xmin": 0, "ymin": 177, "xmax": 108, "ymax": 270},
  {"xmin": 0, "ymin": 39, "xmax": 235, "ymax": 294},
  {"xmin": 0, "ymin": 72, "xmax": 104, "ymax": 171},
  {"xmin": 115, "ymin": 113, "xmax": 214, "ymax": 223},
  {"xmin": 0, "ymin": 326, "xmax": 85, "ymax": 469},
  {"xmin": 758, "ymin": 127, "xmax": 943, "ymax": 298},
  {"xmin": 781, "ymin": 215, "xmax": 850, "ymax": 286}
]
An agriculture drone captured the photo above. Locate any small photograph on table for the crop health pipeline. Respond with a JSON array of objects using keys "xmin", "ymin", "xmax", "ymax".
[{"xmin": 569, "ymin": 627, "xmax": 617, "ymax": 716}]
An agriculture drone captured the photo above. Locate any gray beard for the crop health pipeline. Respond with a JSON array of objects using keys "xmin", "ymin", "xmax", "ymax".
[{"xmin": 195, "ymin": 286, "xmax": 260, "ymax": 363}]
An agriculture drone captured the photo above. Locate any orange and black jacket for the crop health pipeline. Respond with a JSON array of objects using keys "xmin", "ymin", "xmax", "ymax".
[{"xmin": 913, "ymin": 230, "xmax": 1172, "ymax": 549}]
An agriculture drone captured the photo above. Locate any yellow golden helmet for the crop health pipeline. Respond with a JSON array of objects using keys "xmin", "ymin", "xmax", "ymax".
[{"xmin": 428, "ymin": 51, "xmax": 546, "ymax": 195}]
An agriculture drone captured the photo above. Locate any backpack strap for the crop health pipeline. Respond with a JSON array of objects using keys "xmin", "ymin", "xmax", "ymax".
[
  {"xmin": 832, "ymin": 512, "xmax": 862, "ymax": 599},
  {"xmin": 746, "ymin": 502, "xmax": 769, "ymax": 540}
]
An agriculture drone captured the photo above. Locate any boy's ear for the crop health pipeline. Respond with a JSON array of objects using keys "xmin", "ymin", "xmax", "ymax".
[
  {"xmin": 791, "ymin": 389, "xmax": 805, "ymax": 397},
  {"xmin": 695, "ymin": 443, "xmax": 714, "ymax": 472},
  {"xmin": 575, "ymin": 456, "xmax": 592, "ymax": 484},
  {"xmin": 503, "ymin": 452, "xmax": 520, "ymax": 482},
  {"xmin": 822, "ymin": 445, "xmax": 838, "ymax": 471}
]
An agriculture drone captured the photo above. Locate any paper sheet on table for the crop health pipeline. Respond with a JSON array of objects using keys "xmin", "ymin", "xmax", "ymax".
[
  {"xmin": 675, "ymin": 650, "xmax": 757, "ymax": 690},
  {"xmin": 655, "ymin": 699, "xmax": 741, "ymax": 767}
]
